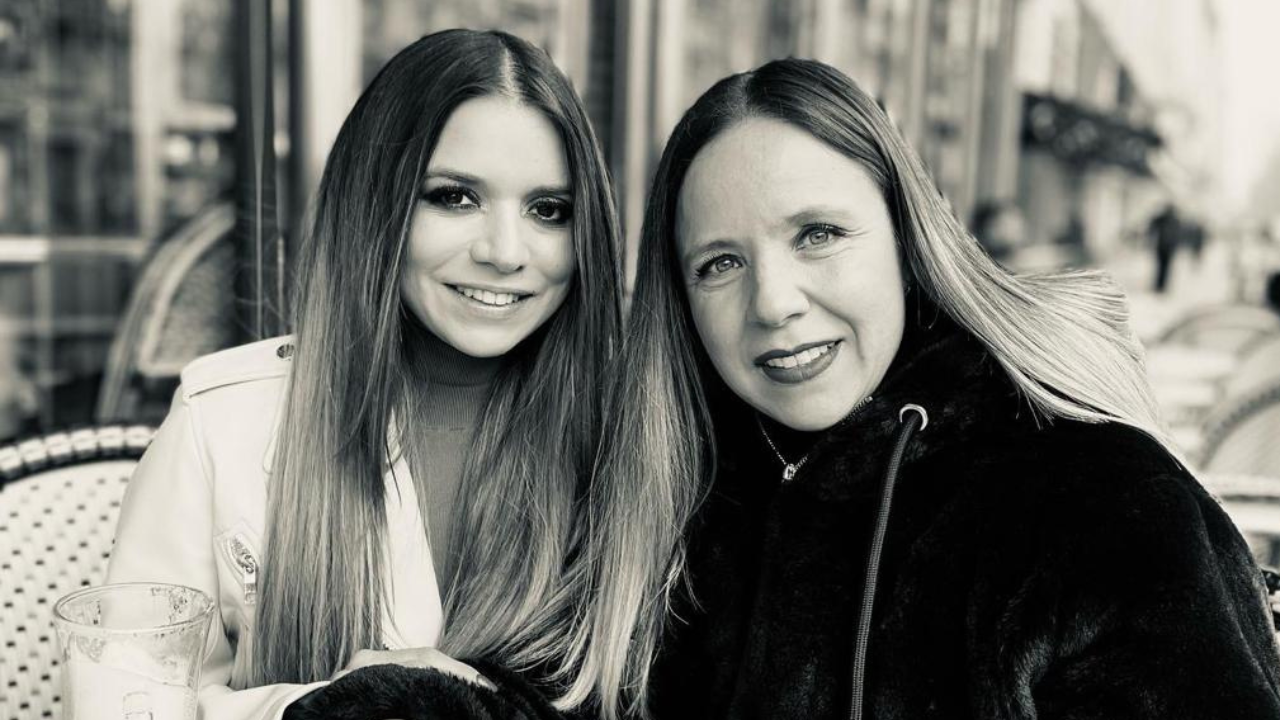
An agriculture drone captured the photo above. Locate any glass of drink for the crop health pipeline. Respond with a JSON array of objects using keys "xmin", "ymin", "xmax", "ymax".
[{"xmin": 52, "ymin": 583, "xmax": 215, "ymax": 720}]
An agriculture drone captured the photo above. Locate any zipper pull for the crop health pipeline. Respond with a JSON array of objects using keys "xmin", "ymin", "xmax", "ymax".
[{"xmin": 229, "ymin": 535, "xmax": 259, "ymax": 605}]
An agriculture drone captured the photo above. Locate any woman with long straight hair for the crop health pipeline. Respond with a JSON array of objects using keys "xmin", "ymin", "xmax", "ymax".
[
  {"xmin": 556, "ymin": 58, "xmax": 1280, "ymax": 719},
  {"xmin": 107, "ymin": 29, "xmax": 622, "ymax": 719}
]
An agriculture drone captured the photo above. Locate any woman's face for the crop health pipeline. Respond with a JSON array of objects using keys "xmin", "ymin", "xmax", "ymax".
[
  {"xmin": 676, "ymin": 117, "xmax": 906, "ymax": 431},
  {"xmin": 401, "ymin": 95, "xmax": 576, "ymax": 358}
]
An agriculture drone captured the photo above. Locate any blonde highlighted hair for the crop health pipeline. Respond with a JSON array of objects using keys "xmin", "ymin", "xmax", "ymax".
[{"xmin": 564, "ymin": 58, "xmax": 1172, "ymax": 718}]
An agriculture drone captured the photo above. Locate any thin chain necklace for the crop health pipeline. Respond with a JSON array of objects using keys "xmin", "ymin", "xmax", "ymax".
[{"xmin": 756, "ymin": 395, "xmax": 874, "ymax": 482}]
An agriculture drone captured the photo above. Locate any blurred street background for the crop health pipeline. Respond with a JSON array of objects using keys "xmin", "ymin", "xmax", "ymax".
[{"xmin": 0, "ymin": 0, "xmax": 1279, "ymax": 480}]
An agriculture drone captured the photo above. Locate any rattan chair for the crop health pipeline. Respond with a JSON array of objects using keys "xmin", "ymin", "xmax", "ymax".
[
  {"xmin": 1264, "ymin": 567, "xmax": 1280, "ymax": 631},
  {"xmin": 96, "ymin": 203, "xmax": 240, "ymax": 425},
  {"xmin": 1156, "ymin": 304, "xmax": 1280, "ymax": 356},
  {"xmin": 1223, "ymin": 333, "xmax": 1280, "ymax": 399},
  {"xmin": 1199, "ymin": 377, "xmax": 1280, "ymax": 476},
  {"xmin": 0, "ymin": 425, "xmax": 153, "ymax": 720}
]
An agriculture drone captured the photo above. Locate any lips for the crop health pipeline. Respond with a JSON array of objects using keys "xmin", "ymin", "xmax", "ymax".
[
  {"xmin": 754, "ymin": 340, "xmax": 838, "ymax": 367},
  {"xmin": 755, "ymin": 340, "xmax": 841, "ymax": 384},
  {"xmin": 449, "ymin": 284, "xmax": 532, "ymax": 308}
]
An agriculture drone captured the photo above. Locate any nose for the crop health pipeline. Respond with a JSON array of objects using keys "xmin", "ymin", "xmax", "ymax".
[
  {"xmin": 749, "ymin": 260, "xmax": 809, "ymax": 327},
  {"xmin": 470, "ymin": 207, "xmax": 529, "ymax": 273}
]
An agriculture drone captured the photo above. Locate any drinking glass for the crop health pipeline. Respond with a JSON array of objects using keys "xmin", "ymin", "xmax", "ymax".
[{"xmin": 52, "ymin": 583, "xmax": 214, "ymax": 720}]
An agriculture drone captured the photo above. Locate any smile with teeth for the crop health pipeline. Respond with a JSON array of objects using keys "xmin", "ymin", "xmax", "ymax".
[
  {"xmin": 763, "ymin": 342, "xmax": 837, "ymax": 369},
  {"xmin": 451, "ymin": 285, "xmax": 529, "ymax": 307}
]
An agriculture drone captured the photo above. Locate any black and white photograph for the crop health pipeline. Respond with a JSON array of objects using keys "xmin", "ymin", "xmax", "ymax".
[{"xmin": 2, "ymin": 1, "xmax": 1280, "ymax": 718}]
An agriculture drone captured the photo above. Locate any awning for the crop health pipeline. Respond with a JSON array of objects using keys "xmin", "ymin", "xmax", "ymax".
[{"xmin": 1021, "ymin": 92, "xmax": 1162, "ymax": 175}]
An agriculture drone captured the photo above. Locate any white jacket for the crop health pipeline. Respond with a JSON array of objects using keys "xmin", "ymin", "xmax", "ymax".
[{"xmin": 107, "ymin": 336, "xmax": 444, "ymax": 720}]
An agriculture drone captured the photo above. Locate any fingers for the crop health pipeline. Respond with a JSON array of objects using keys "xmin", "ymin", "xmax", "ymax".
[
  {"xmin": 331, "ymin": 647, "xmax": 381, "ymax": 680},
  {"xmin": 419, "ymin": 650, "xmax": 497, "ymax": 691}
]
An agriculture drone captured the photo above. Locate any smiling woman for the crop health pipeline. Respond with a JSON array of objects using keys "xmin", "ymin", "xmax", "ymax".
[
  {"xmin": 676, "ymin": 116, "xmax": 906, "ymax": 431},
  {"xmin": 568, "ymin": 57, "xmax": 1280, "ymax": 720},
  {"xmin": 403, "ymin": 95, "xmax": 577, "ymax": 359},
  {"xmin": 103, "ymin": 29, "xmax": 624, "ymax": 720}
]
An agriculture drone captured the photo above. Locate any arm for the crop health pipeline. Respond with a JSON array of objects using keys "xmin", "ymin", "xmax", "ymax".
[
  {"xmin": 106, "ymin": 391, "xmax": 326, "ymax": 720},
  {"xmin": 282, "ymin": 661, "xmax": 576, "ymax": 720}
]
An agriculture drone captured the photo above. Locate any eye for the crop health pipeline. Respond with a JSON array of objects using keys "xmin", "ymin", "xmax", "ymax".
[
  {"xmin": 797, "ymin": 223, "xmax": 848, "ymax": 249},
  {"xmin": 423, "ymin": 185, "xmax": 479, "ymax": 210},
  {"xmin": 695, "ymin": 254, "xmax": 743, "ymax": 279},
  {"xmin": 528, "ymin": 197, "xmax": 573, "ymax": 226}
]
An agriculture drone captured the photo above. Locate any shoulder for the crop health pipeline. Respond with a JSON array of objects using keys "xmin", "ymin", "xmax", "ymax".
[
  {"xmin": 970, "ymin": 418, "xmax": 1195, "ymax": 509},
  {"xmin": 969, "ymin": 420, "xmax": 1240, "ymax": 571},
  {"xmin": 1020, "ymin": 418, "xmax": 1185, "ymax": 478},
  {"xmin": 170, "ymin": 335, "xmax": 296, "ymax": 479},
  {"xmin": 179, "ymin": 335, "xmax": 295, "ymax": 400}
]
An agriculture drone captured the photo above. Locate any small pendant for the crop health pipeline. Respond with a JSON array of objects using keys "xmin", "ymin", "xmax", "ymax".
[{"xmin": 782, "ymin": 464, "xmax": 798, "ymax": 482}]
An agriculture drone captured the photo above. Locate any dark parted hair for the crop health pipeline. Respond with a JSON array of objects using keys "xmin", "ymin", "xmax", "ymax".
[{"xmin": 256, "ymin": 29, "xmax": 623, "ymax": 695}]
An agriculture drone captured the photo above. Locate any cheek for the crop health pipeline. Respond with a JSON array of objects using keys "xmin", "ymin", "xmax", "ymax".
[
  {"xmin": 826, "ymin": 279, "xmax": 906, "ymax": 365},
  {"xmin": 687, "ymin": 291, "xmax": 744, "ymax": 370},
  {"xmin": 822, "ymin": 245, "xmax": 905, "ymax": 329},
  {"xmin": 534, "ymin": 230, "xmax": 577, "ymax": 286},
  {"xmin": 404, "ymin": 213, "xmax": 466, "ymax": 272}
]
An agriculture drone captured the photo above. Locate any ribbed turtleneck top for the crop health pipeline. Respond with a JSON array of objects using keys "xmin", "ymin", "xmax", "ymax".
[{"xmin": 401, "ymin": 327, "xmax": 504, "ymax": 601}]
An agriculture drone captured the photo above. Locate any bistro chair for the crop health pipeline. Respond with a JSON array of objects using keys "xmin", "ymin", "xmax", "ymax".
[
  {"xmin": 1199, "ymin": 377, "xmax": 1280, "ymax": 476},
  {"xmin": 1156, "ymin": 304, "xmax": 1280, "ymax": 357},
  {"xmin": 1222, "ymin": 333, "xmax": 1280, "ymax": 399},
  {"xmin": 1264, "ymin": 567, "xmax": 1280, "ymax": 633},
  {"xmin": 1198, "ymin": 379, "xmax": 1280, "ymax": 574},
  {"xmin": 0, "ymin": 425, "xmax": 153, "ymax": 720},
  {"xmin": 96, "ymin": 203, "xmax": 239, "ymax": 425}
]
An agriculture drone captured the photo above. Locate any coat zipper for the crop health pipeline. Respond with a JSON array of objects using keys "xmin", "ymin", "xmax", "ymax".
[{"xmin": 225, "ymin": 533, "xmax": 259, "ymax": 606}]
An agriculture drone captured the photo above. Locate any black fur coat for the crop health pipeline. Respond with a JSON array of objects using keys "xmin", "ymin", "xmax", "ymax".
[{"xmin": 647, "ymin": 321, "xmax": 1280, "ymax": 719}]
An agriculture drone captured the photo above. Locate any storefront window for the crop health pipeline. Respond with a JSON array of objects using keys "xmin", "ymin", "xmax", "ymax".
[
  {"xmin": 361, "ymin": 0, "xmax": 589, "ymax": 88},
  {"xmin": 0, "ymin": 0, "xmax": 236, "ymax": 435}
]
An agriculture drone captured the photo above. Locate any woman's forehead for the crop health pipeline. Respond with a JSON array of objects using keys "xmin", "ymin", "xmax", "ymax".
[
  {"xmin": 428, "ymin": 96, "xmax": 570, "ymax": 189},
  {"xmin": 675, "ymin": 119, "xmax": 886, "ymax": 247}
]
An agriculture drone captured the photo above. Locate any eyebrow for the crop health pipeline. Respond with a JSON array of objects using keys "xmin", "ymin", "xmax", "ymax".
[
  {"xmin": 528, "ymin": 183, "xmax": 574, "ymax": 198},
  {"xmin": 425, "ymin": 168, "xmax": 485, "ymax": 188},
  {"xmin": 783, "ymin": 205, "xmax": 858, "ymax": 228},
  {"xmin": 425, "ymin": 168, "xmax": 572, "ymax": 198}
]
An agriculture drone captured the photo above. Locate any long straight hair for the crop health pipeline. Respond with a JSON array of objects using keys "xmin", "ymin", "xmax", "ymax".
[
  {"xmin": 567, "ymin": 58, "xmax": 1173, "ymax": 718},
  {"xmin": 253, "ymin": 29, "xmax": 623, "ymax": 689}
]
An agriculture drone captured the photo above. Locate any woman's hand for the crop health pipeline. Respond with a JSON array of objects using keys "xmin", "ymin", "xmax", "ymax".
[{"xmin": 335, "ymin": 647, "xmax": 496, "ymax": 691}]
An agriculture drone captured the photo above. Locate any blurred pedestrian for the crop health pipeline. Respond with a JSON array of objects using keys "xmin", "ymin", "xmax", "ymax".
[
  {"xmin": 1184, "ymin": 216, "xmax": 1206, "ymax": 262},
  {"xmin": 1148, "ymin": 203, "xmax": 1181, "ymax": 293}
]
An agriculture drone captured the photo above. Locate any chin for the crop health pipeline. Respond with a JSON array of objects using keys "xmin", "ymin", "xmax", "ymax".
[
  {"xmin": 435, "ymin": 328, "xmax": 520, "ymax": 359},
  {"xmin": 760, "ymin": 394, "xmax": 866, "ymax": 432},
  {"xmin": 457, "ymin": 338, "xmax": 520, "ymax": 358},
  {"xmin": 767, "ymin": 409, "xmax": 843, "ymax": 432}
]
